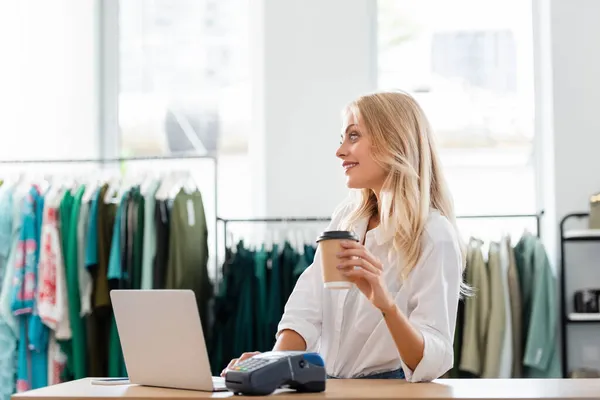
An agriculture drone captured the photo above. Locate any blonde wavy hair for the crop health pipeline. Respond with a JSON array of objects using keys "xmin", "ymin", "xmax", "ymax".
[{"xmin": 339, "ymin": 91, "xmax": 467, "ymax": 286}]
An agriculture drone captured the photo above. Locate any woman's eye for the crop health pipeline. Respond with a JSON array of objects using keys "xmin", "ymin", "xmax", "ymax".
[{"xmin": 349, "ymin": 132, "xmax": 359, "ymax": 141}]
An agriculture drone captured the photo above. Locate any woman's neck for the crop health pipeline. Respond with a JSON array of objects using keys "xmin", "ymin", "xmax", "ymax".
[{"xmin": 367, "ymin": 214, "xmax": 379, "ymax": 231}]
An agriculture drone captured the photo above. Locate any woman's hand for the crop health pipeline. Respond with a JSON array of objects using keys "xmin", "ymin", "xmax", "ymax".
[
  {"xmin": 220, "ymin": 351, "xmax": 261, "ymax": 377},
  {"xmin": 337, "ymin": 240, "xmax": 395, "ymax": 312}
]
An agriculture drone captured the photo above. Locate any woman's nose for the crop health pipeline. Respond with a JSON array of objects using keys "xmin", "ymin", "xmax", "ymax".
[{"xmin": 336, "ymin": 143, "xmax": 347, "ymax": 159}]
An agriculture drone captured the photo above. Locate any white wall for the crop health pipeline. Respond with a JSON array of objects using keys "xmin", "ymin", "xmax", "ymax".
[
  {"xmin": 250, "ymin": 0, "xmax": 377, "ymax": 218},
  {"xmin": 0, "ymin": 0, "xmax": 99, "ymax": 167},
  {"xmin": 549, "ymin": 0, "xmax": 600, "ymax": 374}
]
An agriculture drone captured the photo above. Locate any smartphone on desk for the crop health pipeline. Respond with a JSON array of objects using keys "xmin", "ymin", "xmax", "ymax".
[{"xmin": 90, "ymin": 378, "xmax": 131, "ymax": 386}]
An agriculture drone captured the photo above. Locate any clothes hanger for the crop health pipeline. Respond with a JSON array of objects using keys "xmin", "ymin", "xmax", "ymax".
[
  {"xmin": 154, "ymin": 171, "xmax": 173, "ymax": 201},
  {"xmin": 167, "ymin": 171, "xmax": 186, "ymax": 199},
  {"xmin": 297, "ymin": 227, "xmax": 305, "ymax": 255},
  {"xmin": 264, "ymin": 225, "xmax": 272, "ymax": 252},
  {"xmin": 82, "ymin": 172, "xmax": 100, "ymax": 203},
  {"xmin": 103, "ymin": 175, "xmax": 122, "ymax": 204}
]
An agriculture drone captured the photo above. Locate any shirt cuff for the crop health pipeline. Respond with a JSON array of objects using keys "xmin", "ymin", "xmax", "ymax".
[
  {"xmin": 276, "ymin": 319, "xmax": 320, "ymax": 351},
  {"xmin": 401, "ymin": 324, "xmax": 453, "ymax": 382}
]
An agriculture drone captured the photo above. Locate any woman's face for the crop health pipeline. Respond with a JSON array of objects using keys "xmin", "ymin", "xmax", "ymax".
[{"xmin": 336, "ymin": 112, "xmax": 387, "ymax": 192}]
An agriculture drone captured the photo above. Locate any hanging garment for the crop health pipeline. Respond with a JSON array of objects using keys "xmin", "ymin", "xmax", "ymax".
[
  {"xmin": 37, "ymin": 187, "xmax": 69, "ymax": 385},
  {"xmin": 131, "ymin": 188, "xmax": 145, "ymax": 290},
  {"xmin": 58, "ymin": 184, "xmax": 75, "ymax": 379},
  {"xmin": 450, "ymin": 288, "xmax": 466, "ymax": 378},
  {"xmin": 514, "ymin": 233, "xmax": 561, "ymax": 378},
  {"xmin": 498, "ymin": 236, "xmax": 513, "ymax": 378},
  {"xmin": 37, "ymin": 186, "xmax": 70, "ymax": 338},
  {"xmin": 292, "ymin": 247, "xmax": 311, "ymax": 287},
  {"xmin": 141, "ymin": 180, "xmax": 160, "ymax": 290},
  {"xmin": 0, "ymin": 185, "xmax": 17, "ymax": 400},
  {"xmin": 153, "ymin": 199, "xmax": 171, "ymax": 289},
  {"xmin": 46, "ymin": 333, "xmax": 66, "ymax": 386},
  {"xmin": 63, "ymin": 186, "xmax": 88, "ymax": 380},
  {"xmin": 108, "ymin": 190, "xmax": 129, "ymax": 284},
  {"xmin": 459, "ymin": 238, "xmax": 489, "ymax": 377},
  {"xmin": 253, "ymin": 248, "xmax": 268, "ymax": 351},
  {"xmin": 94, "ymin": 184, "xmax": 116, "ymax": 306},
  {"xmin": 0, "ymin": 183, "xmax": 13, "ymax": 282},
  {"xmin": 86, "ymin": 185, "xmax": 115, "ymax": 378},
  {"xmin": 482, "ymin": 242, "xmax": 507, "ymax": 378},
  {"xmin": 209, "ymin": 247, "xmax": 237, "ymax": 375},
  {"xmin": 84, "ymin": 188, "xmax": 99, "ymax": 280},
  {"xmin": 166, "ymin": 189, "xmax": 211, "ymax": 335},
  {"xmin": 77, "ymin": 194, "xmax": 93, "ymax": 317},
  {"xmin": 280, "ymin": 243, "xmax": 297, "ymax": 311},
  {"xmin": 210, "ymin": 239, "xmax": 317, "ymax": 375},
  {"xmin": 107, "ymin": 191, "xmax": 130, "ymax": 378},
  {"xmin": 506, "ymin": 238, "xmax": 523, "ymax": 378},
  {"xmin": 233, "ymin": 246, "xmax": 255, "ymax": 359},
  {"xmin": 266, "ymin": 243, "xmax": 282, "ymax": 346},
  {"xmin": 11, "ymin": 185, "xmax": 48, "ymax": 392},
  {"xmin": 119, "ymin": 189, "xmax": 132, "ymax": 288}
]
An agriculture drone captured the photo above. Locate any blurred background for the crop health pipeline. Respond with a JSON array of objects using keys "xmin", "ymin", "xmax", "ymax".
[{"xmin": 1, "ymin": 0, "xmax": 599, "ymax": 392}]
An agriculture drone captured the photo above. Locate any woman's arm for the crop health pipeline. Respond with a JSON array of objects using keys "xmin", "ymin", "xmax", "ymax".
[
  {"xmin": 379, "ymin": 302, "xmax": 424, "ymax": 372},
  {"xmin": 275, "ymin": 258, "xmax": 324, "ymax": 351},
  {"xmin": 273, "ymin": 329, "xmax": 307, "ymax": 351},
  {"xmin": 394, "ymin": 239, "xmax": 462, "ymax": 382}
]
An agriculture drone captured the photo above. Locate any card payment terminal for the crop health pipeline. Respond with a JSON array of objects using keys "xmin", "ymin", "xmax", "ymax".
[{"xmin": 224, "ymin": 351, "xmax": 326, "ymax": 395}]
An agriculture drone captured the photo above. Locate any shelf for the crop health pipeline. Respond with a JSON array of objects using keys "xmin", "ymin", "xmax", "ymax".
[
  {"xmin": 567, "ymin": 313, "xmax": 600, "ymax": 323},
  {"xmin": 563, "ymin": 229, "xmax": 600, "ymax": 241}
]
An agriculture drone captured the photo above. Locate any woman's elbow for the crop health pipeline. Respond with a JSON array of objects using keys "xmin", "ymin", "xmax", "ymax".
[{"xmin": 405, "ymin": 330, "xmax": 453, "ymax": 382}]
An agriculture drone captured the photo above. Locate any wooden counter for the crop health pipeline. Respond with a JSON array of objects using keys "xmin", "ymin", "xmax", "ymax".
[{"xmin": 11, "ymin": 378, "xmax": 600, "ymax": 400}]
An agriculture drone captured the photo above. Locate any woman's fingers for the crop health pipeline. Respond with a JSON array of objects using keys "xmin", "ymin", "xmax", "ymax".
[
  {"xmin": 337, "ymin": 248, "xmax": 383, "ymax": 271},
  {"xmin": 337, "ymin": 257, "xmax": 381, "ymax": 275},
  {"xmin": 341, "ymin": 266, "xmax": 378, "ymax": 282},
  {"xmin": 221, "ymin": 358, "xmax": 238, "ymax": 377},
  {"xmin": 238, "ymin": 352, "xmax": 261, "ymax": 363},
  {"xmin": 220, "ymin": 351, "xmax": 261, "ymax": 377}
]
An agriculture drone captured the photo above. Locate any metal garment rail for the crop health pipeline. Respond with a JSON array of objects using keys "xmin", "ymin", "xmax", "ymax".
[
  {"xmin": 0, "ymin": 154, "xmax": 220, "ymax": 280},
  {"xmin": 217, "ymin": 210, "xmax": 545, "ymax": 253}
]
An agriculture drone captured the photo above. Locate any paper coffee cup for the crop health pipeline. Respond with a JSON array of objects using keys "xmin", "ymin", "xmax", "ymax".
[{"xmin": 316, "ymin": 230, "xmax": 359, "ymax": 289}]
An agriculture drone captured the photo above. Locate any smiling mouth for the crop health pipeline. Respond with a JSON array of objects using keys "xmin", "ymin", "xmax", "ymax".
[{"xmin": 343, "ymin": 162, "xmax": 359, "ymax": 171}]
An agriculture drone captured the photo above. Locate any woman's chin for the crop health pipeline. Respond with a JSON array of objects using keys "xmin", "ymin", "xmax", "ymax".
[{"xmin": 345, "ymin": 179, "xmax": 364, "ymax": 190}]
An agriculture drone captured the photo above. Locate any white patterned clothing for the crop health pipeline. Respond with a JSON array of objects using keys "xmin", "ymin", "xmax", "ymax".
[
  {"xmin": 47, "ymin": 332, "xmax": 66, "ymax": 386},
  {"xmin": 77, "ymin": 200, "xmax": 92, "ymax": 316},
  {"xmin": 37, "ymin": 188, "xmax": 71, "ymax": 340}
]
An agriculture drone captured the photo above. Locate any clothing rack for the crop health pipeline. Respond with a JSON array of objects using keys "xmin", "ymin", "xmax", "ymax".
[
  {"xmin": 217, "ymin": 210, "xmax": 545, "ymax": 254},
  {"xmin": 0, "ymin": 154, "xmax": 220, "ymax": 279}
]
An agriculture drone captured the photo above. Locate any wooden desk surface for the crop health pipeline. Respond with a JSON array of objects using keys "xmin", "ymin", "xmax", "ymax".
[{"xmin": 11, "ymin": 378, "xmax": 600, "ymax": 400}]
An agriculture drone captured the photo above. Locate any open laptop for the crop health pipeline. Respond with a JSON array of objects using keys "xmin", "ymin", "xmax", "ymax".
[{"xmin": 110, "ymin": 289, "xmax": 228, "ymax": 392}]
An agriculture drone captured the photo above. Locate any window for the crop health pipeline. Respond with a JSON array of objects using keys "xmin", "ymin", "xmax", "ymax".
[
  {"xmin": 116, "ymin": 0, "xmax": 252, "ymax": 216},
  {"xmin": 111, "ymin": 0, "xmax": 252, "ymax": 275},
  {"xmin": 378, "ymin": 0, "xmax": 537, "ymax": 241},
  {"xmin": 118, "ymin": 0, "xmax": 250, "ymax": 158}
]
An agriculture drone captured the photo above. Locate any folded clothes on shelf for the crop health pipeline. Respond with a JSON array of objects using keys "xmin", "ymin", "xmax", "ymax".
[{"xmin": 574, "ymin": 289, "xmax": 600, "ymax": 313}]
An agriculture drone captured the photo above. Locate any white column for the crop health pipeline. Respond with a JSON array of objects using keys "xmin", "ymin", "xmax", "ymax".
[{"xmin": 250, "ymin": 0, "xmax": 377, "ymax": 218}]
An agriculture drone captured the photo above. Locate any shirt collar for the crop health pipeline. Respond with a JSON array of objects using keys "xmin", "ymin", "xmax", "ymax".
[{"xmin": 353, "ymin": 216, "xmax": 389, "ymax": 246}]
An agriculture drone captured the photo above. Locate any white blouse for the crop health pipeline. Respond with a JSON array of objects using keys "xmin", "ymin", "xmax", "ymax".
[{"xmin": 276, "ymin": 204, "xmax": 463, "ymax": 382}]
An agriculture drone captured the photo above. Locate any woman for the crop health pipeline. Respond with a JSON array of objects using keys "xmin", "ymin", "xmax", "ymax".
[{"xmin": 223, "ymin": 91, "xmax": 465, "ymax": 382}]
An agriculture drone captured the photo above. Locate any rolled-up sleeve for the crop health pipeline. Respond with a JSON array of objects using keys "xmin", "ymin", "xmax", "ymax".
[
  {"xmin": 401, "ymin": 239, "xmax": 462, "ymax": 382},
  {"xmin": 276, "ymin": 252, "xmax": 323, "ymax": 351}
]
